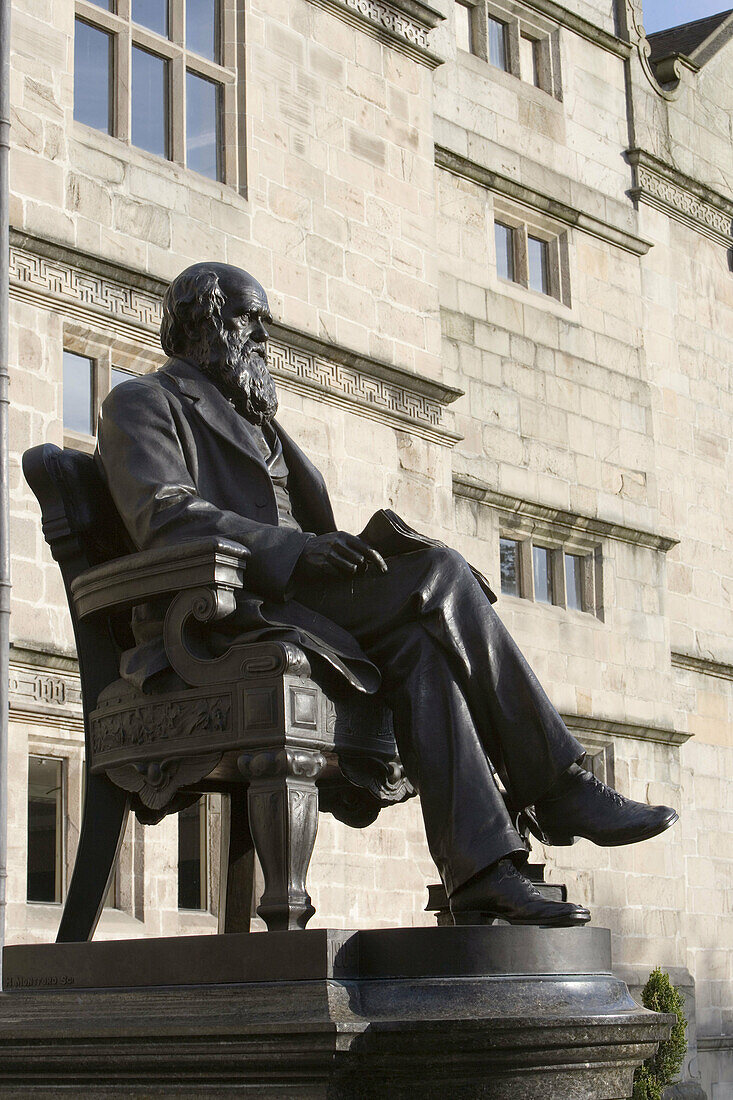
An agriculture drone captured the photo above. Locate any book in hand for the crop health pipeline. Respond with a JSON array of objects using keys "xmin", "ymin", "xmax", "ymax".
[{"xmin": 358, "ymin": 508, "xmax": 497, "ymax": 604}]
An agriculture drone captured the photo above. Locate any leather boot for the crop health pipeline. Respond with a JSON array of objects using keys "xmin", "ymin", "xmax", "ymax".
[
  {"xmin": 532, "ymin": 765, "xmax": 678, "ymax": 847},
  {"xmin": 449, "ymin": 858, "xmax": 591, "ymax": 927}
]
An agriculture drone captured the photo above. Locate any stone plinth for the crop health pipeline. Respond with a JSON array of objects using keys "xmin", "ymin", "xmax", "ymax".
[{"xmin": 0, "ymin": 927, "xmax": 671, "ymax": 1098}]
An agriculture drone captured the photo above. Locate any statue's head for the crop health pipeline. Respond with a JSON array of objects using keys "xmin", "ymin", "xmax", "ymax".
[{"xmin": 161, "ymin": 262, "xmax": 278, "ymax": 425}]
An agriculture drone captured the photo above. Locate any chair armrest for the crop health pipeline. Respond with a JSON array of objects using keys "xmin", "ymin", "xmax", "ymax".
[{"xmin": 71, "ymin": 537, "xmax": 250, "ymax": 620}]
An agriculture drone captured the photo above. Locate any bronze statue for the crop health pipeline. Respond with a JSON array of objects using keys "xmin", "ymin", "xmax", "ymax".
[{"xmin": 95, "ymin": 263, "xmax": 678, "ymax": 928}]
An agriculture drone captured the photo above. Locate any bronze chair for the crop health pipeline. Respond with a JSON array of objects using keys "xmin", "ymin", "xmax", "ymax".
[{"xmin": 23, "ymin": 443, "xmax": 413, "ymax": 941}]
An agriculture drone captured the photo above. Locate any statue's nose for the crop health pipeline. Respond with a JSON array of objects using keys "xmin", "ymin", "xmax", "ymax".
[{"xmin": 252, "ymin": 317, "xmax": 269, "ymax": 342}]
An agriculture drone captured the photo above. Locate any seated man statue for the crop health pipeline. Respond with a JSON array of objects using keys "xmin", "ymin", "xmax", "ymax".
[{"xmin": 95, "ymin": 262, "xmax": 678, "ymax": 928}]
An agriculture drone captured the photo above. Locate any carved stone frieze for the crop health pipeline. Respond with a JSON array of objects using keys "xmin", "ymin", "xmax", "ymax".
[
  {"xmin": 268, "ymin": 339, "xmax": 446, "ymax": 429},
  {"xmin": 306, "ymin": 0, "xmax": 443, "ymax": 68},
  {"xmin": 9, "ymin": 240, "xmax": 457, "ymax": 443},
  {"xmin": 10, "ymin": 247, "xmax": 163, "ymax": 330},
  {"xmin": 628, "ymin": 151, "xmax": 733, "ymax": 247},
  {"xmin": 90, "ymin": 693, "xmax": 232, "ymax": 759}
]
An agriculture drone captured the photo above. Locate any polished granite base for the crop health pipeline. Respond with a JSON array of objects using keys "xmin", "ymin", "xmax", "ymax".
[{"xmin": 0, "ymin": 926, "xmax": 671, "ymax": 1098}]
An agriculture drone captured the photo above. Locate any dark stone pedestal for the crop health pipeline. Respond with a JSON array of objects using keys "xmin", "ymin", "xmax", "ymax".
[{"xmin": 1, "ymin": 926, "xmax": 671, "ymax": 1098}]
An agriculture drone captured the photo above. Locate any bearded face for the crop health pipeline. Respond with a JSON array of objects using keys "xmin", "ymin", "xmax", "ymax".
[{"xmin": 200, "ymin": 320, "xmax": 279, "ymax": 426}]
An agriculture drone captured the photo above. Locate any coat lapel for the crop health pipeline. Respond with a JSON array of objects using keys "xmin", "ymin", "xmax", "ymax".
[
  {"xmin": 161, "ymin": 358, "xmax": 268, "ymax": 473},
  {"xmin": 161, "ymin": 358, "xmax": 337, "ymax": 534}
]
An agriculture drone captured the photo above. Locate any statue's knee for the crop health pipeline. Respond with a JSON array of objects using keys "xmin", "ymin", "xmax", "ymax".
[{"xmin": 422, "ymin": 545, "xmax": 472, "ymax": 585}]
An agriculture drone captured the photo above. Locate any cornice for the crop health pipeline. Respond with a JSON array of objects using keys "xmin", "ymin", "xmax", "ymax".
[
  {"xmin": 627, "ymin": 149, "xmax": 733, "ymax": 247},
  {"xmin": 435, "ymin": 146, "xmax": 651, "ymax": 257},
  {"xmin": 671, "ymin": 651, "xmax": 733, "ymax": 683},
  {"xmin": 453, "ymin": 475, "xmax": 679, "ymax": 553},
  {"xmin": 519, "ymin": 0, "xmax": 631, "ymax": 59},
  {"xmin": 305, "ymin": 0, "xmax": 444, "ymax": 68},
  {"xmin": 562, "ymin": 713, "xmax": 691, "ymax": 747},
  {"xmin": 9, "ymin": 230, "xmax": 461, "ymax": 446}
]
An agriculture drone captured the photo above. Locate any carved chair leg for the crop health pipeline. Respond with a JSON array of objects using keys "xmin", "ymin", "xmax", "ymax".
[
  {"xmin": 57, "ymin": 774, "xmax": 130, "ymax": 943},
  {"xmin": 238, "ymin": 747, "xmax": 326, "ymax": 932},
  {"xmin": 218, "ymin": 787, "xmax": 255, "ymax": 934}
]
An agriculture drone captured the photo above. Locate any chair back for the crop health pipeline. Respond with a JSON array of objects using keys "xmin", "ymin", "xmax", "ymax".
[{"xmin": 22, "ymin": 444, "xmax": 135, "ymax": 724}]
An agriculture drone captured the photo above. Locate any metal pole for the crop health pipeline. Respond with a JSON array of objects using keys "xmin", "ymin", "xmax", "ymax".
[{"xmin": 0, "ymin": 0, "xmax": 11, "ymax": 983}]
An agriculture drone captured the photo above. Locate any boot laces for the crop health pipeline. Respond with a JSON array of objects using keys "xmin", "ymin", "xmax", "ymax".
[{"xmin": 586, "ymin": 772, "xmax": 626, "ymax": 808}]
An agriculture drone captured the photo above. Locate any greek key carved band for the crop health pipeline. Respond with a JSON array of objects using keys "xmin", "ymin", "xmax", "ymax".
[
  {"xmin": 633, "ymin": 165, "xmax": 733, "ymax": 246},
  {"xmin": 9, "ymin": 245, "xmax": 451, "ymax": 439}
]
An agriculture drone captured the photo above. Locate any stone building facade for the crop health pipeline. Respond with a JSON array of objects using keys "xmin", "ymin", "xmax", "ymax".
[{"xmin": 4, "ymin": 0, "xmax": 732, "ymax": 1094}]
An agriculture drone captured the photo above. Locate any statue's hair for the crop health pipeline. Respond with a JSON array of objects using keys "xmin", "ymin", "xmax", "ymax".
[{"xmin": 160, "ymin": 268, "xmax": 226, "ymax": 361}]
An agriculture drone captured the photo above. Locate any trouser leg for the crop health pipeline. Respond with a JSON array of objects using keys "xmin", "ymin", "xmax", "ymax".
[
  {"xmin": 368, "ymin": 623, "xmax": 527, "ymax": 894},
  {"xmin": 293, "ymin": 546, "xmax": 584, "ymax": 811}
]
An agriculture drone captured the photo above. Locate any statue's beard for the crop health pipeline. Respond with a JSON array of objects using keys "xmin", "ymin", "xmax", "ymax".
[{"xmin": 202, "ymin": 330, "xmax": 278, "ymax": 426}]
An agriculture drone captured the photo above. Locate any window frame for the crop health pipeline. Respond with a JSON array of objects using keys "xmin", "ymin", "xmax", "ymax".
[
  {"xmin": 62, "ymin": 327, "xmax": 163, "ymax": 451},
  {"xmin": 26, "ymin": 754, "xmax": 66, "ymax": 906},
  {"xmin": 454, "ymin": 0, "xmax": 476, "ymax": 55},
  {"xmin": 492, "ymin": 205, "xmax": 570, "ymax": 305},
  {"xmin": 458, "ymin": 0, "xmax": 560, "ymax": 99},
  {"xmin": 73, "ymin": 0, "xmax": 241, "ymax": 187},
  {"xmin": 498, "ymin": 533, "xmax": 599, "ymax": 617},
  {"xmin": 177, "ymin": 797, "xmax": 209, "ymax": 912}
]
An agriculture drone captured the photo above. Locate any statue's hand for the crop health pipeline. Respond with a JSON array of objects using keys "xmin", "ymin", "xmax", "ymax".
[{"xmin": 295, "ymin": 532, "xmax": 388, "ymax": 580}]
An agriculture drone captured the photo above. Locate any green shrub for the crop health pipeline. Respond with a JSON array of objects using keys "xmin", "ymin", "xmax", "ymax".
[{"xmin": 632, "ymin": 968, "xmax": 687, "ymax": 1100}]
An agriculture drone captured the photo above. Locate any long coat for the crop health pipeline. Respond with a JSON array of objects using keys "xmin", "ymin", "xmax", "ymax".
[{"xmin": 95, "ymin": 357, "xmax": 381, "ymax": 693}]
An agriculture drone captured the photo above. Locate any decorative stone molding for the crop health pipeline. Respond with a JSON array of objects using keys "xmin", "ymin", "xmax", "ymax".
[
  {"xmin": 453, "ymin": 474, "xmax": 680, "ymax": 553},
  {"xmin": 9, "ymin": 230, "xmax": 461, "ymax": 445},
  {"xmin": 671, "ymin": 651, "xmax": 733, "ymax": 683},
  {"xmin": 628, "ymin": 150, "xmax": 733, "ymax": 248},
  {"xmin": 697, "ymin": 1036, "xmax": 733, "ymax": 1052},
  {"xmin": 269, "ymin": 321, "xmax": 462, "ymax": 443},
  {"xmin": 562, "ymin": 713, "xmax": 691, "ymax": 747},
  {"xmin": 624, "ymin": 0, "xmax": 694, "ymax": 102},
  {"xmin": 435, "ymin": 146, "xmax": 651, "ymax": 257},
  {"xmin": 8, "ymin": 655, "xmax": 84, "ymax": 733},
  {"xmin": 520, "ymin": 0, "xmax": 631, "ymax": 59},
  {"xmin": 306, "ymin": 0, "xmax": 444, "ymax": 68}
]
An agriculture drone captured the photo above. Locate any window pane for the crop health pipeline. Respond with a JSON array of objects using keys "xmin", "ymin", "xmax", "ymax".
[
  {"xmin": 488, "ymin": 17, "xmax": 507, "ymax": 70},
  {"xmin": 533, "ymin": 545, "xmax": 553, "ymax": 604},
  {"xmin": 495, "ymin": 222, "xmax": 514, "ymax": 281},
  {"xmin": 187, "ymin": 0, "xmax": 220, "ymax": 61},
  {"xmin": 111, "ymin": 367, "xmax": 135, "ymax": 388},
  {"xmin": 500, "ymin": 538, "xmax": 520, "ymax": 597},
  {"xmin": 132, "ymin": 0, "xmax": 168, "ymax": 36},
  {"xmin": 455, "ymin": 1, "xmax": 473, "ymax": 53},
  {"xmin": 565, "ymin": 554, "xmax": 584, "ymax": 611},
  {"xmin": 186, "ymin": 71, "xmax": 221, "ymax": 180},
  {"xmin": 27, "ymin": 757, "xmax": 63, "ymax": 904},
  {"xmin": 178, "ymin": 801, "xmax": 206, "ymax": 910},
  {"xmin": 132, "ymin": 47, "xmax": 168, "ymax": 158},
  {"xmin": 528, "ymin": 235, "xmax": 549, "ymax": 294},
  {"xmin": 74, "ymin": 19, "xmax": 112, "ymax": 134},
  {"xmin": 63, "ymin": 350, "xmax": 93, "ymax": 435},
  {"xmin": 86, "ymin": 0, "xmax": 115, "ymax": 9},
  {"xmin": 520, "ymin": 35, "xmax": 540, "ymax": 86}
]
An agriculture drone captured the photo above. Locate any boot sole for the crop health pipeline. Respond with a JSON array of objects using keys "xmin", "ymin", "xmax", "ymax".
[{"xmin": 450, "ymin": 909, "xmax": 591, "ymax": 928}]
